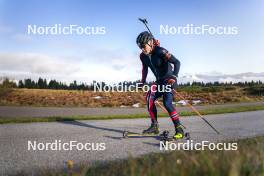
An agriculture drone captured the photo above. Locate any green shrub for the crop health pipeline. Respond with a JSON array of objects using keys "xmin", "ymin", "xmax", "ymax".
[
  {"xmin": 179, "ymin": 86, "xmax": 203, "ymax": 93},
  {"xmin": 245, "ymin": 86, "xmax": 264, "ymax": 96},
  {"xmin": 201, "ymin": 86, "xmax": 224, "ymax": 92}
]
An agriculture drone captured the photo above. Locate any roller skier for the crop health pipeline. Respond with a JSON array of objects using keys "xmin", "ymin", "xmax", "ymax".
[{"xmin": 136, "ymin": 31, "xmax": 184, "ymax": 139}]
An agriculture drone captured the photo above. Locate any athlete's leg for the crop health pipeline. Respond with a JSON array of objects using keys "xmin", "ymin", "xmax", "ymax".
[
  {"xmin": 163, "ymin": 91, "xmax": 184, "ymax": 139},
  {"xmin": 162, "ymin": 92, "xmax": 181, "ymax": 126},
  {"xmin": 143, "ymin": 84, "xmax": 163, "ymax": 134},
  {"xmin": 146, "ymin": 84, "xmax": 163, "ymax": 123},
  {"xmin": 146, "ymin": 90, "xmax": 157, "ymax": 123}
]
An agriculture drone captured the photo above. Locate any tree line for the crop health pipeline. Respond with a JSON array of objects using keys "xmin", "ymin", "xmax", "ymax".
[{"xmin": 0, "ymin": 77, "xmax": 263, "ymax": 90}]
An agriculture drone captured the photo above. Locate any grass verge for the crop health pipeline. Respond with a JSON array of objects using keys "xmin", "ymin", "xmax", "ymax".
[
  {"xmin": 1, "ymin": 104, "xmax": 264, "ymax": 124},
  {"xmin": 84, "ymin": 136, "xmax": 264, "ymax": 176}
]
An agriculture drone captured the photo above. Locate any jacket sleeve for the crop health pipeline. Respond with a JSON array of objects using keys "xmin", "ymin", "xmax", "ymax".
[
  {"xmin": 140, "ymin": 53, "xmax": 148, "ymax": 84},
  {"xmin": 159, "ymin": 47, "xmax": 181, "ymax": 77}
]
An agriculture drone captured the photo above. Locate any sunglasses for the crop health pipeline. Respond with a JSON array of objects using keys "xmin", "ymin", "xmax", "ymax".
[{"xmin": 140, "ymin": 43, "xmax": 151, "ymax": 50}]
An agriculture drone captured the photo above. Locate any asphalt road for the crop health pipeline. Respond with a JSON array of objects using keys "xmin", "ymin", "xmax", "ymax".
[
  {"xmin": 0, "ymin": 102, "xmax": 263, "ymax": 117},
  {"xmin": 0, "ymin": 110, "xmax": 264, "ymax": 175}
]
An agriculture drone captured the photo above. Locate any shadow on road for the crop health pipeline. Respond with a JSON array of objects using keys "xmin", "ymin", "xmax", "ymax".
[
  {"xmin": 59, "ymin": 120, "xmax": 125, "ymax": 134},
  {"xmin": 143, "ymin": 142, "xmax": 160, "ymax": 147},
  {"xmin": 58, "ymin": 120, "xmax": 161, "ymax": 142}
]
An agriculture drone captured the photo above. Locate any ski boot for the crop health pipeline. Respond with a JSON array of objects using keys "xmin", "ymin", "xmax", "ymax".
[
  {"xmin": 173, "ymin": 124, "xmax": 184, "ymax": 140},
  {"xmin": 142, "ymin": 121, "xmax": 160, "ymax": 135}
]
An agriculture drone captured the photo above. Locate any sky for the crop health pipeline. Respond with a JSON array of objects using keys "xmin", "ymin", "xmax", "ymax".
[{"xmin": 0, "ymin": 0, "xmax": 263, "ymax": 84}]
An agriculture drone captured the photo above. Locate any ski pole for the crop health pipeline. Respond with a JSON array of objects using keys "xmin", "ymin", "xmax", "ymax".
[
  {"xmin": 138, "ymin": 18, "xmax": 160, "ymax": 47},
  {"xmin": 155, "ymin": 100, "xmax": 167, "ymax": 112},
  {"xmin": 155, "ymin": 100, "xmax": 186, "ymax": 129},
  {"xmin": 138, "ymin": 18, "xmax": 154, "ymax": 37},
  {"xmin": 172, "ymin": 89, "xmax": 220, "ymax": 134}
]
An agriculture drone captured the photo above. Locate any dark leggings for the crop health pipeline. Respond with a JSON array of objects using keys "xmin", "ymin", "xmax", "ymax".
[{"xmin": 146, "ymin": 84, "xmax": 180, "ymax": 126}]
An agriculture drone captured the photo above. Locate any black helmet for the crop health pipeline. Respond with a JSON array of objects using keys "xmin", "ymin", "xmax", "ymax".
[{"xmin": 136, "ymin": 31, "xmax": 153, "ymax": 48}]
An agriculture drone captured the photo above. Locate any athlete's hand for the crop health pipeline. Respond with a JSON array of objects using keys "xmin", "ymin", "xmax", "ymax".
[
  {"xmin": 153, "ymin": 39, "xmax": 160, "ymax": 46},
  {"xmin": 167, "ymin": 78, "xmax": 178, "ymax": 89},
  {"xmin": 167, "ymin": 79, "xmax": 176, "ymax": 85}
]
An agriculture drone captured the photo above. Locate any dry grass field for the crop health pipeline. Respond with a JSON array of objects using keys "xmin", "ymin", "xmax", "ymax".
[{"xmin": 0, "ymin": 87, "xmax": 263, "ymax": 107}]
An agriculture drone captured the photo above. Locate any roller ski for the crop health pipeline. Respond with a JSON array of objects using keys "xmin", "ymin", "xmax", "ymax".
[{"xmin": 123, "ymin": 122, "xmax": 160, "ymax": 138}]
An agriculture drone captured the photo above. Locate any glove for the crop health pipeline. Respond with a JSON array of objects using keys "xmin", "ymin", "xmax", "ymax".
[
  {"xmin": 167, "ymin": 79, "xmax": 176, "ymax": 85},
  {"xmin": 166, "ymin": 77, "xmax": 178, "ymax": 89},
  {"xmin": 153, "ymin": 39, "xmax": 160, "ymax": 46}
]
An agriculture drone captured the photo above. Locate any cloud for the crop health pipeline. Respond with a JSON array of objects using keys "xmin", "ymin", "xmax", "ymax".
[
  {"xmin": 0, "ymin": 52, "xmax": 79, "ymax": 76},
  {"xmin": 181, "ymin": 72, "xmax": 264, "ymax": 83},
  {"xmin": 71, "ymin": 49, "xmax": 148, "ymax": 83},
  {"xmin": 0, "ymin": 50, "xmax": 264, "ymax": 83},
  {"xmin": 0, "ymin": 50, "xmax": 148, "ymax": 84},
  {"xmin": 2, "ymin": 51, "xmax": 262, "ymax": 84}
]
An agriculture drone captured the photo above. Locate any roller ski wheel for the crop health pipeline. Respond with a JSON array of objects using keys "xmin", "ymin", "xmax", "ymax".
[
  {"xmin": 160, "ymin": 130, "xmax": 190, "ymax": 142},
  {"xmin": 185, "ymin": 132, "xmax": 190, "ymax": 140},
  {"xmin": 123, "ymin": 130, "xmax": 129, "ymax": 138}
]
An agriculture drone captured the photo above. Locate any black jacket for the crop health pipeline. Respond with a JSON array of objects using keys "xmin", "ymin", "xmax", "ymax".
[{"xmin": 140, "ymin": 46, "xmax": 180, "ymax": 83}]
